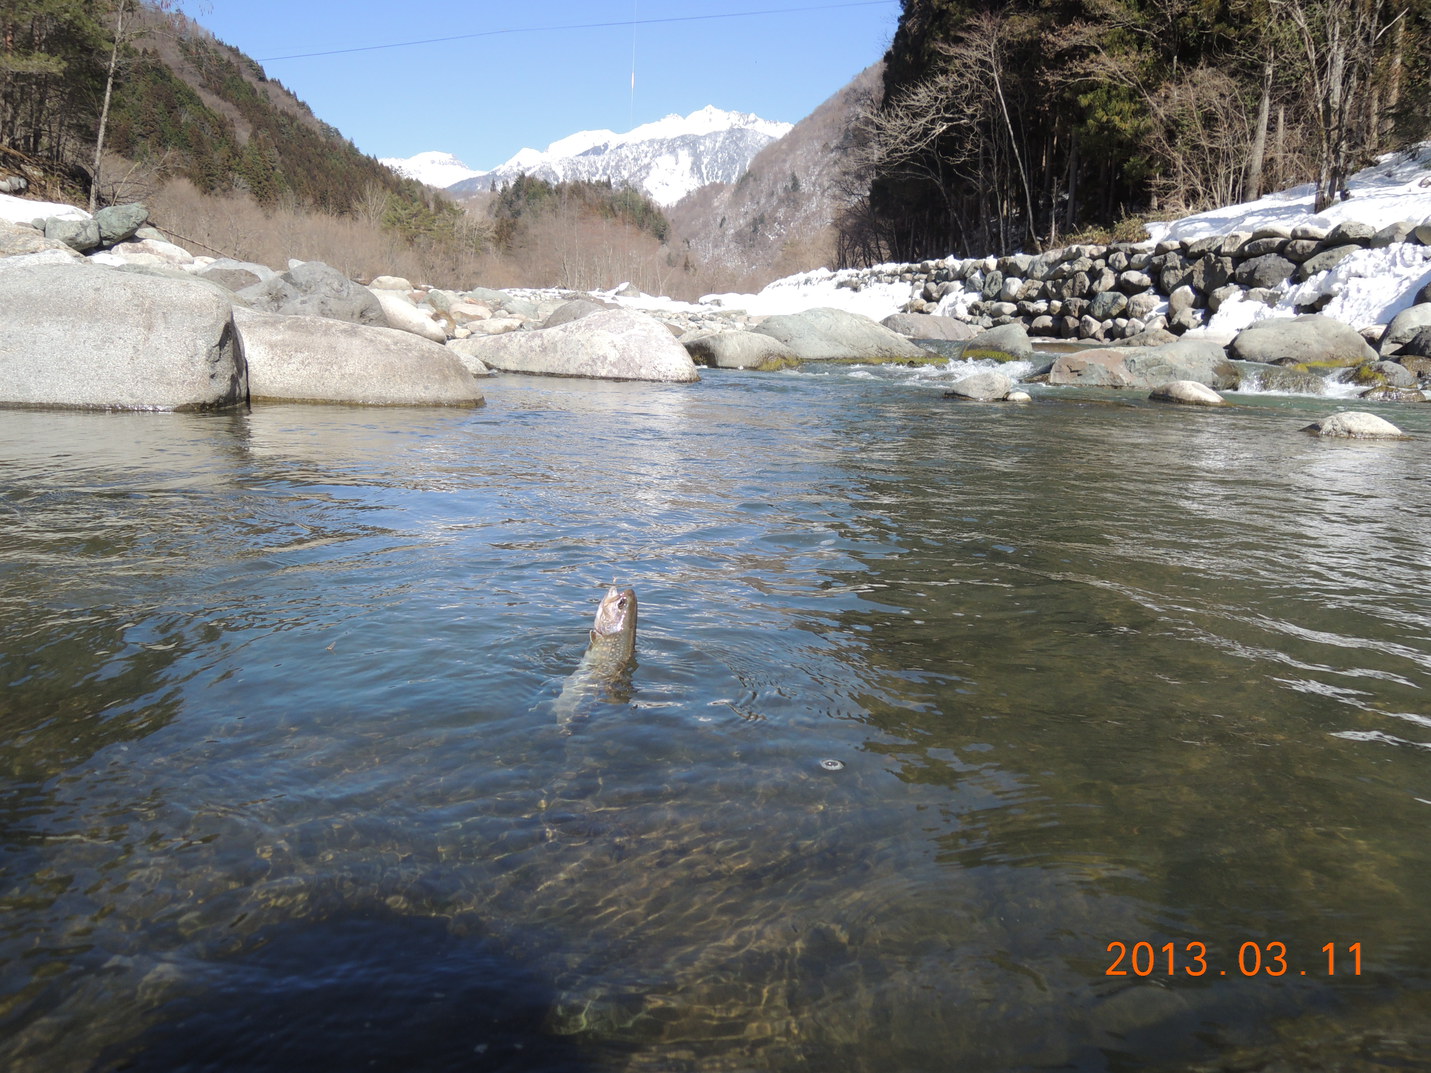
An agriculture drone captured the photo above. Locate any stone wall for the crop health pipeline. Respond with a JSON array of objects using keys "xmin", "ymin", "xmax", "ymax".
[{"xmin": 864, "ymin": 218, "xmax": 1431, "ymax": 342}]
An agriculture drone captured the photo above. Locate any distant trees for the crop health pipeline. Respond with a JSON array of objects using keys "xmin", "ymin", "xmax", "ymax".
[{"xmin": 844, "ymin": 0, "xmax": 1431, "ymax": 264}]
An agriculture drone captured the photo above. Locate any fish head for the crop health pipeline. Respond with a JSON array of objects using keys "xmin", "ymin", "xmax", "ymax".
[{"xmin": 591, "ymin": 585, "xmax": 637, "ymax": 641}]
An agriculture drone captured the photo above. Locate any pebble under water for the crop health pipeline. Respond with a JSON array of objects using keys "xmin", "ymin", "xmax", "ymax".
[{"xmin": 2, "ymin": 368, "xmax": 1430, "ymax": 1073}]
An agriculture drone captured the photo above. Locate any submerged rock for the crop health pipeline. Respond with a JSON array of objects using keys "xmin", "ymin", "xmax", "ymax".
[
  {"xmin": 942, "ymin": 370, "xmax": 1014, "ymax": 401},
  {"xmin": 1149, "ymin": 380, "xmax": 1227, "ymax": 406},
  {"xmin": 1300, "ymin": 411, "xmax": 1408, "ymax": 438}
]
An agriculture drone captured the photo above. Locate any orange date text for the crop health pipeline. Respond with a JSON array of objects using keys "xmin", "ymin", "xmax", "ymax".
[{"xmin": 1105, "ymin": 941, "xmax": 1361, "ymax": 978}]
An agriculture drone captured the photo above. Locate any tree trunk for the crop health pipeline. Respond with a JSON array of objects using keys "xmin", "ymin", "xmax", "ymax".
[
  {"xmin": 1245, "ymin": 50, "xmax": 1273, "ymax": 200},
  {"xmin": 90, "ymin": 1, "xmax": 128, "ymax": 213}
]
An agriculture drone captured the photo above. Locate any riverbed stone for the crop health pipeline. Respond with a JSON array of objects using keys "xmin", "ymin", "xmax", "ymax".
[
  {"xmin": 543, "ymin": 299, "xmax": 612, "ymax": 328},
  {"xmin": 459, "ymin": 307, "xmax": 700, "ymax": 382},
  {"xmin": 235, "ymin": 307, "xmax": 482, "ymax": 406},
  {"xmin": 1149, "ymin": 380, "xmax": 1227, "ymax": 406},
  {"xmin": 0, "ymin": 263, "xmax": 245, "ymax": 410},
  {"xmin": 1295, "ymin": 244, "xmax": 1361, "ymax": 281},
  {"xmin": 1300, "ymin": 411, "xmax": 1407, "ymax": 438},
  {"xmin": 683, "ymin": 330, "xmax": 798, "ymax": 371},
  {"xmin": 753, "ymin": 306, "xmax": 930, "ymax": 363},
  {"xmin": 942, "ymin": 370, "xmax": 1014, "ymax": 401},
  {"xmin": 238, "ymin": 261, "xmax": 388, "ymax": 327},
  {"xmin": 0, "ymin": 218, "xmax": 83, "ymax": 261},
  {"xmin": 1227, "ymin": 360, "xmax": 1327, "ymax": 394},
  {"xmin": 1228, "ymin": 315, "xmax": 1376, "ymax": 367}
]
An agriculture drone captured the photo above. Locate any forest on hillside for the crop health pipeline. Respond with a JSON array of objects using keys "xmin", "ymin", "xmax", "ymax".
[{"xmin": 839, "ymin": 0, "xmax": 1431, "ymax": 265}]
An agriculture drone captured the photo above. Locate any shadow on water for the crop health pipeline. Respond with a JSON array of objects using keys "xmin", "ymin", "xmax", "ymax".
[{"xmin": 92, "ymin": 911, "xmax": 609, "ymax": 1073}]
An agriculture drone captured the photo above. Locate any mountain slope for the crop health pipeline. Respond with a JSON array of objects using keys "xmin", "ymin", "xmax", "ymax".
[
  {"xmin": 667, "ymin": 64, "xmax": 883, "ymax": 287},
  {"xmin": 443, "ymin": 106, "xmax": 792, "ymax": 207},
  {"xmin": 379, "ymin": 151, "xmax": 483, "ymax": 190}
]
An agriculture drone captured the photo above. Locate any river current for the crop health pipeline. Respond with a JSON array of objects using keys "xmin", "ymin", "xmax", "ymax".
[{"xmin": 2, "ymin": 367, "xmax": 1430, "ymax": 1072}]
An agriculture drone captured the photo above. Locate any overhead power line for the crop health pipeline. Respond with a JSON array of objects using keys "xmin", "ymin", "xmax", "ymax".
[{"xmin": 258, "ymin": 1, "xmax": 897, "ymax": 62}]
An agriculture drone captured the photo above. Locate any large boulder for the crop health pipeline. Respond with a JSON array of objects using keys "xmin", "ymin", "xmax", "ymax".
[
  {"xmin": 1049, "ymin": 339, "xmax": 1234, "ymax": 389},
  {"xmin": 45, "ymin": 216, "xmax": 101, "ymax": 252},
  {"xmin": 1227, "ymin": 314, "xmax": 1376, "ymax": 367},
  {"xmin": 236, "ymin": 261, "xmax": 388, "ymax": 327},
  {"xmin": 752, "ymin": 306, "xmax": 931, "ymax": 362},
  {"xmin": 543, "ymin": 299, "xmax": 612, "ymax": 328},
  {"xmin": 197, "ymin": 257, "xmax": 276, "ymax": 293},
  {"xmin": 93, "ymin": 203, "xmax": 148, "ymax": 245},
  {"xmin": 456, "ymin": 307, "xmax": 700, "ymax": 382},
  {"xmin": 234, "ymin": 308, "xmax": 482, "ymax": 406},
  {"xmin": 683, "ymin": 330, "xmax": 798, "ymax": 371},
  {"xmin": 881, "ymin": 312, "xmax": 977, "ymax": 341},
  {"xmin": 0, "ymin": 263, "xmax": 245, "ymax": 410},
  {"xmin": 1120, "ymin": 339, "xmax": 1236, "ymax": 389},
  {"xmin": 958, "ymin": 322, "xmax": 1035, "ymax": 363}
]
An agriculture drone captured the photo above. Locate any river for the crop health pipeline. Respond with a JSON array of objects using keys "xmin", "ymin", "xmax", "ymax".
[{"xmin": 2, "ymin": 367, "xmax": 1429, "ymax": 1072}]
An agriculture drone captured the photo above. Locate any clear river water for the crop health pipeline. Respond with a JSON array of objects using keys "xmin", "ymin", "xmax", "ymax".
[{"xmin": 2, "ymin": 366, "xmax": 1430, "ymax": 1073}]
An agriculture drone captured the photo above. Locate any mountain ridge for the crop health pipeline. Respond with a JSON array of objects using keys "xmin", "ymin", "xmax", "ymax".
[{"xmin": 382, "ymin": 106, "xmax": 792, "ymax": 207}]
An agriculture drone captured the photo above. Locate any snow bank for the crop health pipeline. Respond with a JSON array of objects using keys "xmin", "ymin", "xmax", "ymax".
[
  {"xmin": 1150, "ymin": 144, "xmax": 1431, "ymax": 244},
  {"xmin": 0, "ymin": 193, "xmax": 90, "ymax": 224}
]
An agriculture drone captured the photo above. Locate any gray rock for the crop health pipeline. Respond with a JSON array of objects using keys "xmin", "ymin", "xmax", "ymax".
[
  {"xmin": 0, "ymin": 263, "xmax": 244, "ymax": 410},
  {"xmin": 44, "ymin": 216, "xmax": 101, "ymax": 252},
  {"xmin": 1372, "ymin": 220, "xmax": 1415, "ymax": 247},
  {"xmin": 1048, "ymin": 349, "xmax": 1133, "ymax": 387},
  {"xmin": 1396, "ymin": 327, "xmax": 1431, "ymax": 358},
  {"xmin": 543, "ymin": 299, "xmax": 612, "ymax": 329},
  {"xmin": 943, "ymin": 370, "xmax": 1014, "ymax": 401},
  {"xmin": 443, "ymin": 338, "xmax": 493, "ymax": 378},
  {"xmin": 1149, "ymin": 380, "xmax": 1227, "ymax": 406},
  {"xmin": 1089, "ymin": 290, "xmax": 1128, "ymax": 321},
  {"xmin": 237, "ymin": 261, "xmax": 387, "ymax": 327},
  {"xmin": 1295, "ymin": 244, "xmax": 1361, "ymax": 281},
  {"xmin": 133, "ymin": 225, "xmax": 167, "ymax": 242},
  {"xmin": 93, "ymin": 203, "xmax": 148, "ymax": 245},
  {"xmin": 1379, "ymin": 304, "xmax": 1431, "ymax": 353},
  {"xmin": 198, "ymin": 260, "xmax": 269, "ymax": 293},
  {"xmin": 235, "ymin": 308, "xmax": 482, "ymax": 406},
  {"xmin": 371, "ymin": 289, "xmax": 445, "ymax": 342},
  {"xmin": 1228, "ymin": 360, "xmax": 1327, "ymax": 394},
  {"xmin": 1240, "ymin": 237, "xmax": 1287, "ymax": 257},
  {"xmin": 1281, "ymin": 238, "xmax": 1322, "ymax": 263},
  {"xmin": 459, "ymin": 307, "xmax": 700, "ymax": 382},
  {"xmin": 1235, "ymin": 253, "xmax": 1296, "ymax": 289},
  {"xmin": 753, "ymin": 306, "xmax": 930, "ymax": 362},
  {"xmin": 1326, "ymin": 220, "xmax": 1376, "ymax": 245},
  {"xmin": 1121, "ymin": 339, "xmax": 1236, "ymax": 388},
  {"xmin": 1, "ymin": 218, "xmax": 84, "ymax": 261},
  {"xmin": 1168, "ymin": 285, "xmax": 1198, "ymax": 314},
  {"xmin": 1354, "ymin": 360, "xmax": 1414, "ymax": 388},
  {"xmin": 881, "ymin": 313, "xmax": 977, "ymax": 341},
  {"xmin": 683, "ymin": 330, "xmax": 798, "ymax": 371},
  {"xmin": 1300, "ymin": 411, "xmax": 1407, "ymax": 438},
  {"xmin": 1117, "ymin": 270, "xmax": 1154, "ymax": 293},
  {"xmin": 1228, "ymin": 314, "xmax": 1376, "ymax": 367},
  {"xmin": 1414, "ymin": 216, "xmax": 1431, "ymax": 244},
  {"xmin": 958, "ymin": 321, "xmax": 1034, "ymax": 363}
]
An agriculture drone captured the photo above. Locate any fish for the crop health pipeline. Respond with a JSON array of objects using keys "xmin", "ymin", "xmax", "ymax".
[{"xmin": 553, "ymin": 585, "xmax": 638, "ymax": 726}]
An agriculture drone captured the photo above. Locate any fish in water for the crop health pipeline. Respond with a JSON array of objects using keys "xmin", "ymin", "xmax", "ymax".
[{"xmin": 554, "ymin": 585, "xmax": 638, "ymax": 726}]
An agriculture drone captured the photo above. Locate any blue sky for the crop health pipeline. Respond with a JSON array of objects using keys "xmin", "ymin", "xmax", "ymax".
[{"xmin": 198, "ymin": 1, "xmax": 901, "ymax": 169}]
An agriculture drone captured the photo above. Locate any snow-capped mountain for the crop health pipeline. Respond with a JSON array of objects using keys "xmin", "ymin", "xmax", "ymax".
[
  {"xmin": 378, "ymin": 150, "xmax": 483, "ymax": 190},
  {"xmin": 443, "ymin": 106, "xmax": 793, "ymax": 207}
]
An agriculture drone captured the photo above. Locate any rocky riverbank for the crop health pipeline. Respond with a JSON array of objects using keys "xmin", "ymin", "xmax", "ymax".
[{"xmin": 1, "ymin": 194, "xmax": 1428, "ymax": 434}]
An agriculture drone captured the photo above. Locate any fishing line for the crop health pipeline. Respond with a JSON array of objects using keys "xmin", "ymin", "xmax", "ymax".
[{"xmin": 257, "ymin": 1, "xmax": 896, "ymax": 62}]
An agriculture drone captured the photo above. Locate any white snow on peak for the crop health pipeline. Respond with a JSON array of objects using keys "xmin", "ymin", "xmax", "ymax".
[
  {"xmin": 379, "ymin": 150, "xmax": 483, "ymax": 190},
  {"xmin": 446, "ymin": 106, "xmax": 794, "ymax": 206}
]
